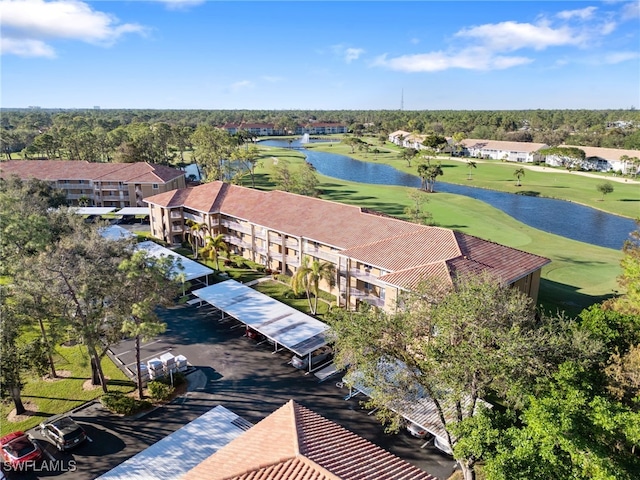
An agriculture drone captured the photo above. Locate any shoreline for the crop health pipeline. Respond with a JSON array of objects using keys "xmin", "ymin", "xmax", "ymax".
[{"xmin": 303, "ymin": 143, "xmax": 639, "ymax": 221}]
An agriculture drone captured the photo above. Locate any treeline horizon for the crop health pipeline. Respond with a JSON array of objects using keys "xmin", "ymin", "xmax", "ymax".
[{"xmin": 2, "ymin": 107, "xmax": 639, "ymax": 159}]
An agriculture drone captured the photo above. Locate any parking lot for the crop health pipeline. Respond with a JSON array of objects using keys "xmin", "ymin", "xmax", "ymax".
[{"xmin": 7, "ymin": 304, "xmax": 456, "ymax": 480}]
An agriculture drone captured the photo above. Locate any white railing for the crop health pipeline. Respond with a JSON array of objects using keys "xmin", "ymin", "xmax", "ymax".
[
  {"xmin": 348, "ymin": 268, "xmax": 386, "ymax": 286},
  {"xmin": 303, "ymin": 247, "xmax": 338, "ymax": 263},
  {"xmin": 221, "ymin": 220, "xmax": 252, "ymax": 235},
  {"xmin": 183, "ymin": 212, "xmax": 204, "ymax": 223}
]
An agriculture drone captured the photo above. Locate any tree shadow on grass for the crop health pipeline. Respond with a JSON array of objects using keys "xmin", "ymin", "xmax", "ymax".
[{"xmin": 538, "ymin": 278, "xmax": 616, "ymax": 318}]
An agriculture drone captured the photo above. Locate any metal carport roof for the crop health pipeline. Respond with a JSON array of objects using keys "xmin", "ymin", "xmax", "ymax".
[
  {"xmin": 97, "ymin": 405, "xmax": 250, "ymax": 480},
  {"xmin": 100, "ymin": 225, "xmax": 136, "ymax": 240},
  {"xmin": 72, "ymin": 207, "xmax": 116, "ymax": 215},
  {"xmin": 114, "ymin": 207, "xmax": 150, "ymax": 216},
  {"xmin": 192, "ymin": 280, "xmax": 330, "ymax": 357},
  {"xmin": 137, "ymin": 241, "xmax": 213, "ymax": 283},
  {"xmin": 343, "ymin": 359, "xmax": 490, "ymax": 450}
]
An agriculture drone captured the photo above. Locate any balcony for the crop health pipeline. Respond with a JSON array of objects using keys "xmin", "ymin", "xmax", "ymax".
[
  {"xmin": 170, "ymin": 211, "xmax": 182, "ymax": 219},
  {"xmin": 340, "ymin": 286, "xmax": 385, "ymax": 308},
  {"xmin": 65, "ymin": 193, "xmax": 95, "ymax": 200},
  {"xmin": 224, "ymin": 235, "xmax": 252, "ymax": 250},
  {"xmin": 303, "ymin": 247, "xmax": 338, "ymax": 263},
  {"xmin": 58, "ymin": 182, "xmax": 91, "ymax": 189},
  {"xmin": 268, "ymin": 251, "xmax": 283, "ymax": 261},
  {"xmin": 183, "ymin": 212, "xmax": 204, "ymax": 223},
  {"xmin": 348, "ymin": 268, "xmax": 386, "ymax": 286},
  {"xmin": 221, "ymin": 220, "xmax": 252, "ymax": 235},
  {"xmin": 285, "ymin": 238, "xmax": 300, "ymax": 249},
  {"xmin": 171, "ymin": 225, "xmax": 184, "ymax": 233}
]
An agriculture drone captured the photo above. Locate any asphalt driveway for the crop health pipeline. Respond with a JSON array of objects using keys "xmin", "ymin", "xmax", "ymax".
[{"xmin": 10, "ymin": 304, "xmax": 456, "ymax": 480}]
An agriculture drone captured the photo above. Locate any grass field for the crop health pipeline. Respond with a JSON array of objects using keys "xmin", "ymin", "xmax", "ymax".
[
  {"xmin": 0, "ymin": 345, "xmax": 134, "ymax": 436},
  {"xmin": 249, "ymin": 146, "xmax": 627, "ymax": 318},
  {"xmin": 302, "ymin": 140, "xmax": 640, "ymax": 219}
]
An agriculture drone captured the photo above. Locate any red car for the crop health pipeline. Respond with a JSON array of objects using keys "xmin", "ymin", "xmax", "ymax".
[{"xmin": 0, "ymin": 431, "xmax": 42, "ymax": 469}]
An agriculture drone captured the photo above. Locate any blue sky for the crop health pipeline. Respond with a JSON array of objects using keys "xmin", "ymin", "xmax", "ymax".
[{"xmin": 1, "ymin": 0, "xmax": 639, "ymax": 110}]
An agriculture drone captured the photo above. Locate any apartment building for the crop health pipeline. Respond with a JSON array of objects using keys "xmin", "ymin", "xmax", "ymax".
[
  {"xmin": 546, "ymin": 145, "xmax": 640, "ymax": 173},
  {"xmin": 222, "ymin": 122, "xmax": 348, "ymax": 136},
  {"xmin": 460, "ymin": 139, "xmax": 549, "ymax": 163},
  {"xmin": 145, "ymin": 182, "xmax": 549, "ymax": 312},
  {"xmin": 0, "ymin": 160, "xmax": 186, "ymax": 208}
]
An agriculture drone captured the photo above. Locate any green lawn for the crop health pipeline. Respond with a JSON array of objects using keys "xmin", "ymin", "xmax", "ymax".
[
  {"xmin": 304, "ymin": 141, "xmax": 640, "ymax": 220},
  {"xmin": 253, "ymin": 280, "xmax": 331, "ymax": 317},
  {"xmin": 1, "ymin": 344, "xmax": 134, "ymax": 436},
  {"xmin": 250, "ymin": 146, "xmax": 626, "ymax": 318}
]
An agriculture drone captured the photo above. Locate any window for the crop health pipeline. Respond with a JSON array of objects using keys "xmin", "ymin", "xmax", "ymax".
[{"xmin": 152, "ymin": 183, "xmax": 159, "ymax": 189}]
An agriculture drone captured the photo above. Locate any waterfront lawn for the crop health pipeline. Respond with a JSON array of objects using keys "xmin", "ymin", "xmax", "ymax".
[
  {"xmin": 1, "ymin": 344, "xmax": 134, "ymax": 436},
  {"xmin": 249, "ymin": 152, "xmax": 624, "ymax": 318},
  {"xmin": 304, "ymin": 142, "xmax": 640, "ymax": 220}
]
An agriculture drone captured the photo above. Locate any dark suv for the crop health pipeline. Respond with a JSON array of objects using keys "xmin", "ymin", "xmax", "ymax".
[{"xmin": 38, "ymin": 415, "xmax": 87, "ymax": 451}]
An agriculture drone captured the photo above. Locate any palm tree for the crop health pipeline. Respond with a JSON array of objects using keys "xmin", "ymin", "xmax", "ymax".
[
  {"xmin": 466, "ymin": 160, "xmax": 477, "ymax": 180},
  {"xmin": 201, "ymin": 233, "xmax": 228, "ymax": 269},
  {"xmin": 291, "ymin": 256, "xmax": 336, "ymax": 314},
  {"xmin": 187, "ymin": 221, "xmax": 208, "ymax": 259},
  {"xmin": 514, "ymin": 168, "xmax": 525, "ymax": 187}
]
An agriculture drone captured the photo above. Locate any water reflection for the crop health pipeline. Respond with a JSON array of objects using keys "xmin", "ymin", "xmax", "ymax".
[{"xmin": 260, "ymin": 139, "xmax": 635, "ymax": 250}]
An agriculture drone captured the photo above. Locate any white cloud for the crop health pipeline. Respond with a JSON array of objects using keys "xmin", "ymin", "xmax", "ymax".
[
  {"xmin": 0, "ymin": 0, "xmax": 145, "ymax": 57},
  {"xmin": 410, "ymin": 37, "xmax": 420, "ymax": 45},
  {"xmin": 556, "ymin": 6, "xmax": 597, "ymax": 20},
  {"xmin": 153, "ymin": 0, "xmax": 205, "ymax": 10},
  {"xmin": 373, "ymin": 47, "xmax": 532, "ymax": 72},
  {"xmin": 0, "ymin": 36, "xmax": 55, "ymax": 57},
  {"xmin": 603, "ymin": 51, "xmax": 640, "ymax": 64},
  {"xmin": 620, "ymin": 1, "xmax": 640, "ymax": 20},
  {"xmin": 456, "ymin": 21, "xmax": 584, "ymax": 51},
  {"xmin": 331, "ymin": 44, "xmax": 364, "ymax": 63},
  {"xmin": 344, "ymin": 47, "xmax": 364, "ymax": 63},
  {"xmin": 230, "ymin": 80, "xmax": 254, "ymax": 92}
]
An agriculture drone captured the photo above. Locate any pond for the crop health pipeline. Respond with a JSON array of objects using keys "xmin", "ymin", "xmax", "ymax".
[{"xmin": 260, "ymin": 139, "xmax": 637, "ymax": 250}]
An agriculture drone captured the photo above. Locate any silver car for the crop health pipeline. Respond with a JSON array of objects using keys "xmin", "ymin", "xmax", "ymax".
[{"xmin": 291, "ymin": 346, "xmax": 333, "ymax": 370}]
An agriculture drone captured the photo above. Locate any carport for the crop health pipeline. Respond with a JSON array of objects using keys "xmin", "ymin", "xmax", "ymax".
[
  {"xmin": 192, "ymin": 280, "xmax": 331, "ymax": 373},
  {"xmin": 72, "ymin": 206, "xmax": 116, "ymax": 215},
  {"xmin": 137, "ymin": 240, "xmax": 214, "ymax": 287},
  {"xmin": 342, "ymin": 360, "xmax": 489, "ymax": 455},
  {"xmin": 113, "ymin": 207, "xmax": 149, "ymax": 216}
]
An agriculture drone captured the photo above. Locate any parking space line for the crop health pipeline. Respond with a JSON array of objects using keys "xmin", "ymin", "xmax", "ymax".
[{"xmin": 116, "ymin": 339, "xmax": 164, "ymax": 357}]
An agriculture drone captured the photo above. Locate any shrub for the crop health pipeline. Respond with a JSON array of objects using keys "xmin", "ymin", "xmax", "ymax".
[
  {"xmin": 275, "ymin": 273, "xmax": 291, "ymax": 284},
  {"xmin": 101, "ymin": 393, "xmax": 151, "ymax": 416},
  {"xmin": 147, "ymin": 380, "xmax": 174, "ymax": 401},
  {"xmin": 156, "ymin": 372, "xmax": 186, "ymax": 388}
]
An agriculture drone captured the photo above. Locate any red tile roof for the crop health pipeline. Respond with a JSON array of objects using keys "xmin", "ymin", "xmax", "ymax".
[
  {"xmin": 145, "ymin": 181, "xmax": 550, "ymax": 288},
  {"xmin": 0, "ymin": 160, "xmax": 184, "ymax": 184},
  {"xmin": 182, "ymin": 400, "xmax": 436, "ymax": 480}
]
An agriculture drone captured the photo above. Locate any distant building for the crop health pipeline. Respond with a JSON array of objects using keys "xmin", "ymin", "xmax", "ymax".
[
  {"xmin": 145, "ymin": 181, "xmax": 549, "ymax": 312},
  {"xmin": 221, "ymin": 122, "xmax": 347, "ymax": 136},
  {"xmin": 460, "ymin": 139, "xmax": 548, "ymax": 163},
  {"xmin": 0, "ymin": 160, "xmax": 186, "ymax": 208},
  {"xmin": 546, "ymin": 145, "xmax": 640, "ymax": 173}
]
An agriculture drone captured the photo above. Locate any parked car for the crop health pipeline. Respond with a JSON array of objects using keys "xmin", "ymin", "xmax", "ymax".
[
  {"xmin": 38, "ymin": 415, "xmax": 87, "ymax": 451},
  {"xmin": 434, "ymin": 436, "xmax": 454, "ymax": 455},
  {"xmin": 0, "ymin": 431, "xmax": 42, "ymax": 469},
  {"xmin": 406, "ymin": 421, "xmax": 431, "ymax": 439},
  {"xmin": 291, "ymin": 345, "xmax": 333, "ymax": 370}
]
